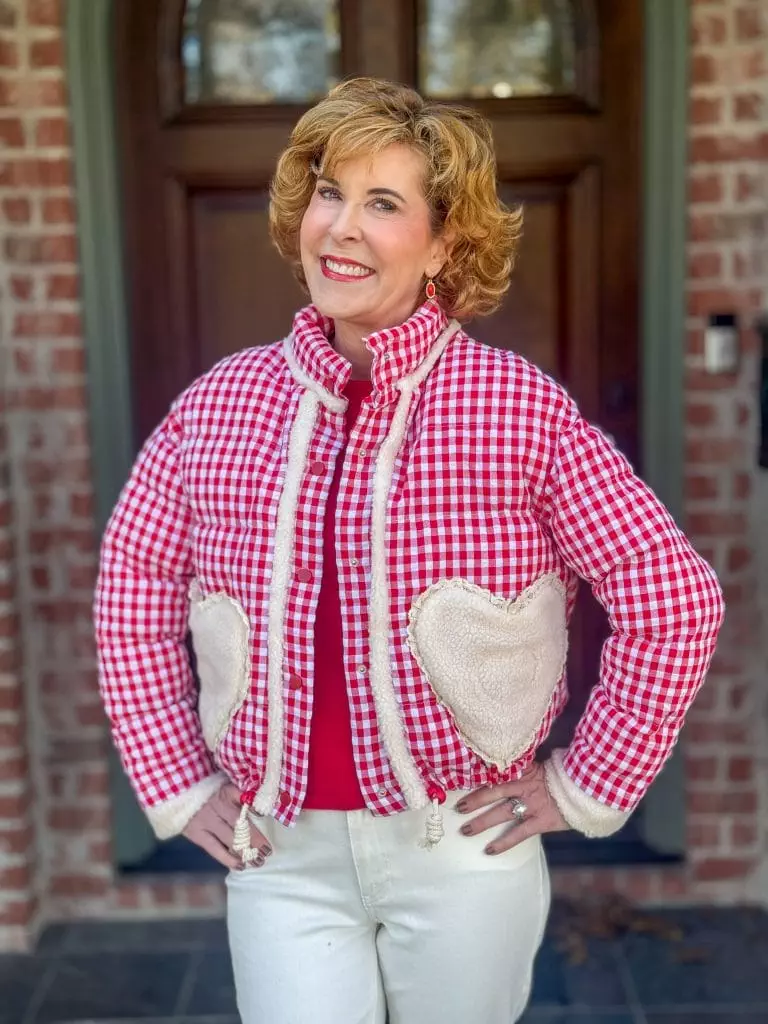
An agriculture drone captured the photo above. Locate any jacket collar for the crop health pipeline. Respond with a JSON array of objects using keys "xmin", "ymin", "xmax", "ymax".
[{"xmin": 288, "ymin": 300, "xmax": 451, "ymax": 407}]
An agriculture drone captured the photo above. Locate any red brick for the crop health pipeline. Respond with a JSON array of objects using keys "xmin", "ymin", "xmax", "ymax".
[
  {"xmin": 0, "ymin": 827, "xmax": 34, "ymax": 857},
  {"xmin": 28, "ymin": 0, "xmax": 62, "ymax": 26},
  {"xmin": 2, "ymin": 198, "xmax": 31, "ymax": 224},
  {"xmin": 0, "ymin": 157, "xmax": 71, "ymax": 188},
  {"xmin": 733, "ymin": 92, "xmax": 764, "ymax": 121},
  {"xmin": 685, "ymin": 401, "xmax": 718, "ymax": 427},
  {"xmin": 689, "ymin": 790, "xmax": 757, "ymax": 815},
  {"xmin": 50, "ymin": 875, "xmax": 110, "ymax": 898},
  {"xmin": 0, "ymin": 38, "xmax": 19, "ymax": 68},
  {"xmin": 115, "ymin": 885, "xmax": 141, "ymax": 909},
  {"xmin": 47, "ymin": 806, "xmax": 110, "ymax": 831},
  {"xmin": 46, "ymin": 273, "xmax": 79, "ymax": 300},
  {"xmin": 693, "ymin": 857, "xmax": 754, "ymax": 882},
  {"xmin": 4, "ymin": 234, "xmax": 78, "ymax": 265},
  {"xmin": 14, "ymin": 76, "xmax": 67, "ymax": 108},
  {"xmin": 689, "ymin": 133, "xmax": 768, "ymax": 163},
  {"xmin": 686, "ymin": 722, "xmax": 749, "ymax": 745},
  {"xmin": 685, "ymin": 473, "xmax": 720, "ymax": 501},
  {"xmin": 687, "ymin": 756, "xmax": 719, "ymax": 782},
  {"xmin": 13, "ymin": 312, "xmax": 82, "ymax": 339},
  {"xmin": 69, "ymin": 491, "xmax": 94, "ymax": 519},
  {"xmin": 29, "ymin": 37, "xmax": 64, "ymax": 69},
  {"xmin": 735, "ymin": 6, "xmax": 766, "ymax": 41},
  {"xmin": 691, "ymin": 53, "xmax": 717, "ymax": 84},
  {"xmin": 689, "ymin": 172, "xmax": 725, "ymax": 206},
  {"xmin": 9, "ymin": 385, "xmax": 87, "ymax": 411},
  {"xmin": 728, "ymin": 758, "xmax": 754, "ymax": 782},
  {"xmin": 692, "ymin": 11, "xmax": 728, "ymax": 45},
  {"xmin": 686, "ymin": 439, "xmax": 745, "ymax": 464},
  {"xmin": 0, "ymin": 116, "xmax": 23, "ymax": 145},
  {"xmin": 0, "ymin": 864, "xmax": 32, "ymax": 890},
  {"xmin": 688, "ymin": 822, "xmax": 722, "ymax": 848},
  {"xmin": 10, "ymin": 276, "xmax": 34, "ymax": 301},
  {"xmin": 0, "ymin": 899, "xmax": 36, "ymax": 927},
  {"xmin": 732, "ymin": 822, "xmax": 758, "ymax": 847},
  {"xmin": 0, "ymin": 794, "xmax": 27, "ymax": 818},
  {"xmin": 51, "ymin": 345, "xmax": 85, "ymax": 374},
  {"xmin": 688, "ymin": 251, "xmax": 722, "ymax": 279},
  {"xmin": 690, "ymin": 96, "xmax": 723, "ymax": 125},
  {"xmin": 42, "ymin": 196, "xmax": 75, "ymax": 224},
  {"xmin": 36, "ymin": 116, "xmax": 69, "ymax": 148}
]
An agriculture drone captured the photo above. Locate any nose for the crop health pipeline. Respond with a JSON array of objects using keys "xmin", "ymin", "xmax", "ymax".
[{"xmin": 328, "ymin": 200, "xmax": 363, "ymax": 243}]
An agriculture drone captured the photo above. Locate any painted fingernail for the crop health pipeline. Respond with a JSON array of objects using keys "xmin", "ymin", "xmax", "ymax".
[
  {"xmin": 455, "ymin": 800, "xmax": 469, "ymax": 813},
  {"xmin": 485, "ymin": 845, "xmax": 498, "ymax": 856},
  {"xmin": 460, "ymin": 823, "xmax": 473, "ymax": 835}
]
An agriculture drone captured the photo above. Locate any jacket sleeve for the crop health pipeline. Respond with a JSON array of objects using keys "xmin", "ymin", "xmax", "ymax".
[
  {"xmin": 94, "ymin": 406, "xmax": 227, "ymax": 840},
  {"xmin": 540, "ymin": 409, "xmax": 725, "ymax": 837}
]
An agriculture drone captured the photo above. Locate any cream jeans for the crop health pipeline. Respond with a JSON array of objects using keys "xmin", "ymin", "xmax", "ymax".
[{"xmin": 226, "ymin": 796, "xmax": 551, "ymax": 1024}]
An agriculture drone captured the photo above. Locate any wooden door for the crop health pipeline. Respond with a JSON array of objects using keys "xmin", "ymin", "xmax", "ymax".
[{"xmin": 115, "ymin": 0, "xmax": 642, "ymax": 754}]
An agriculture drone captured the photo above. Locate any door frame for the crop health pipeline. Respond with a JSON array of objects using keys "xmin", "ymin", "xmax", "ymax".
[{"xmin": 67, "ymin": 0, "xmax": 691, "ymax": 857}]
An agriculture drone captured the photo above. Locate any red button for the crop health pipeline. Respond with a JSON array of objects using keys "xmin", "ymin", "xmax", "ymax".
[
  {"xmin": 288, "ymin": 674, "xmax": 303, "ymax": 690},
  {"xmin": 295, "ymin": 567, "xmax": 313, "ymax": 583},
  {"xmin": 279, "ymin": 790, "xmax": 291, "ymax": 807},
  {"xmin": 309, "ymin": 460, "xmax": 326, "ymax": 475}
]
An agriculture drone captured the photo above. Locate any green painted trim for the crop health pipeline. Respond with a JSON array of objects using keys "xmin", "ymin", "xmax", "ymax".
[
  {"xmin": 66, "ymin": 0, "xmax": 134, "ymax": 534},
  {"xmin": 642, "ymin": 0, "xmax": 689, "ymax": 524}
]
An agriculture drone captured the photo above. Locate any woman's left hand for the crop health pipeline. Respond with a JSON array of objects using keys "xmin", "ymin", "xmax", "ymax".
[{"xmin": 455, "ymin": 762, "xmax": 570, "ymax": 855}]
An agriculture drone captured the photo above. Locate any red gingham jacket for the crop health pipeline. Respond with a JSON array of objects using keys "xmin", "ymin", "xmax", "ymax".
[{"xmin": 94, "ymin": 300, "xmax": 724, "ymax": 841}]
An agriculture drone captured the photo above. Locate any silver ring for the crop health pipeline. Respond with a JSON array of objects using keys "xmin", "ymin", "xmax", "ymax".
[{"xmin": 506, "ymin": 797, "xmax": 528, "ymax": 821}]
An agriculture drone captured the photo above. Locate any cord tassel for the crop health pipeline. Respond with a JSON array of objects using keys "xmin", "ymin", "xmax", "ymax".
[
  {"xmin": 232, "ymin": 801, "xmax": 260, "ymax": 866},
  {"xmin": 420, "ymin": 798, "xmax": 445, "ymax": 850}
]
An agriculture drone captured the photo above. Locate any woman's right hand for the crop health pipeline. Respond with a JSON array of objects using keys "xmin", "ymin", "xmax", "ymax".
[{"xmin": 183, "ymin": 783, "xmax": 272, "ymax": 870}]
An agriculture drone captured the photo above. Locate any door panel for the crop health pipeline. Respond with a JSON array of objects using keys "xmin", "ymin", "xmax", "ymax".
[{"xmin": 115, "ymin": 0, "xmax": 642, "ymax": 790}]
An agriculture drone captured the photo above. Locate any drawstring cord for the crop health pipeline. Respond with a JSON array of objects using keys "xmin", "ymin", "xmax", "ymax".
[
  {"xmin": 233, "ymin": 790, "xmax": 260, "ymax": 866},
  {"xmin": 420, "ymin": 783, "xmax": 446, "ymax": 849}
]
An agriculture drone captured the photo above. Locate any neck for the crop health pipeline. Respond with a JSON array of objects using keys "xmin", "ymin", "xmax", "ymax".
[{"xmin": 332, "ymin": 320, "xmax": 373, "ymax": 381}]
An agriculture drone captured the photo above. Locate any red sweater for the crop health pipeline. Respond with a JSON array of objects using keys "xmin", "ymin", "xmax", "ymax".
[{"xmin": 303, "ymin": 378, "xmax": 372, "ymax": 810}]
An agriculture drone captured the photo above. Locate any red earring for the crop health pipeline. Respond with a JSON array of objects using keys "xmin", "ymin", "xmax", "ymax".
[{"xmin": 425, "ymin": 278, "xmax": 436, "ymax": 301}]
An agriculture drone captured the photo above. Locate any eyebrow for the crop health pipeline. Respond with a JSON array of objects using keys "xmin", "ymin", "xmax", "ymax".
[{"xmin": 318, "ymin": 176, "xmax": 407, "ymax": 204}]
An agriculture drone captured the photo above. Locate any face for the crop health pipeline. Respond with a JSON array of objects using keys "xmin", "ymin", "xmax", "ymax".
[{"xmin": 299, "ymin": 143, "xmax": 449, "ymax": 340}]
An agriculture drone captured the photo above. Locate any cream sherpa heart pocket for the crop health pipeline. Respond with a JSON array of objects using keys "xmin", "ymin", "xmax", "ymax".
[
  {"xmin": 407, "ymin": 574, "xmax": 568, "ymax": 768},
  {"xmin": 188, "ymin": 581, "xmax": 251, "ymax": 752}
]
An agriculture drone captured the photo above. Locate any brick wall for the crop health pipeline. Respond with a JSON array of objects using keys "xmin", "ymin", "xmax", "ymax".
[
  {"xmin": 681, "ymin": 0, "xmax": 768, "ymax": 899},
  {"xmin": 0, "ymin": 0, "xmax": 113, "ymax": 945},
  {"xmin": 0, "ymin": 0, "xmax": 767, "ymax": 952}
]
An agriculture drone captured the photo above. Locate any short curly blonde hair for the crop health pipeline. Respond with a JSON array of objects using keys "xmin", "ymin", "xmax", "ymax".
[{"xmin": 269, "ymin": 78, "xmax": 522, "ymax": 321}]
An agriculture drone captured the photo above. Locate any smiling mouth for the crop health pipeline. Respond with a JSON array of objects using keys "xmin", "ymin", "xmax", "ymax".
[{"xmin": 321, "ymin": 256, "xmax": 375, "ymax": 281}]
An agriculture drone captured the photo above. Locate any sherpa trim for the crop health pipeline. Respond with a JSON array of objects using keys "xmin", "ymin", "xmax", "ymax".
[
  {"xmin": 253, "ymin": 389, "xmax": 320, "ymax": 814},
  {"xmin": 407, "ymin": 574, "xmax": 568, "ymax": 768},
  {"xmin": 188, "ymin": 581, "xmax": 252, "ymax": 752},
  {"xmin": 283, "ymin": 335, "xmax": 346, "ymax": 413},
  {"xmin": 368, "ymin": 320, "xmax": 461, "ymax": 808},
  {"xmin": 145, "ymin": 772, "xmax": 229, "ymax": 840},
  {"xmin": 544, "ymin": 748, "xmax": 630, "ymax": 837}
]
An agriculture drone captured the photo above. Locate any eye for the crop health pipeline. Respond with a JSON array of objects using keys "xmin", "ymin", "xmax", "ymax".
[
  {"xmin": 317, "ymin": 185, "xmax": 341, "ymax": 201},
  {"xmin": 372, "ymin": 197, "xmax": 397, "ymax": 213}
]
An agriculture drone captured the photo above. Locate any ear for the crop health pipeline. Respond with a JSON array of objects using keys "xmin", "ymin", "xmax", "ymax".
[{"xmin": 425, "ymin": 228, "xmax": 455, "ymax": 279}]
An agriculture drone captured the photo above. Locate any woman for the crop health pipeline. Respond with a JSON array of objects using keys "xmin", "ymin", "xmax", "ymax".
[{"xmin": 95, "ymin": 78, "xmax": 724, "ymax": 1023}]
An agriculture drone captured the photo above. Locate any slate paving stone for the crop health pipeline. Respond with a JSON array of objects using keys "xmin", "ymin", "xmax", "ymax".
[
  {"xmin": 529, "ymin": 935, "xmax": 630, "ymax": 1009},
  {"xmin": 0, "ymin": 954, "xmax": 50, "ymax": 1024},
  {"xmin": 621, "ymin": 907, "xmax": 768, "ymax": 1009},
  {"xmin": 33, "ymin": 952, "xmax": 189, "ymax": 1023},
  {"xmin": 52, "ymin": 919, "xmax": 228, "ymax": 955},
  {"xmin": 181, "ymin": 952, "xmax": 238, "ymax": 1017}
]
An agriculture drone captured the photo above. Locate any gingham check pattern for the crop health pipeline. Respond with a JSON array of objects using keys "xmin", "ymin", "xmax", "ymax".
[{"xmin": 95, "ymin": 300, "xmax": 724, "ymax": 825}]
